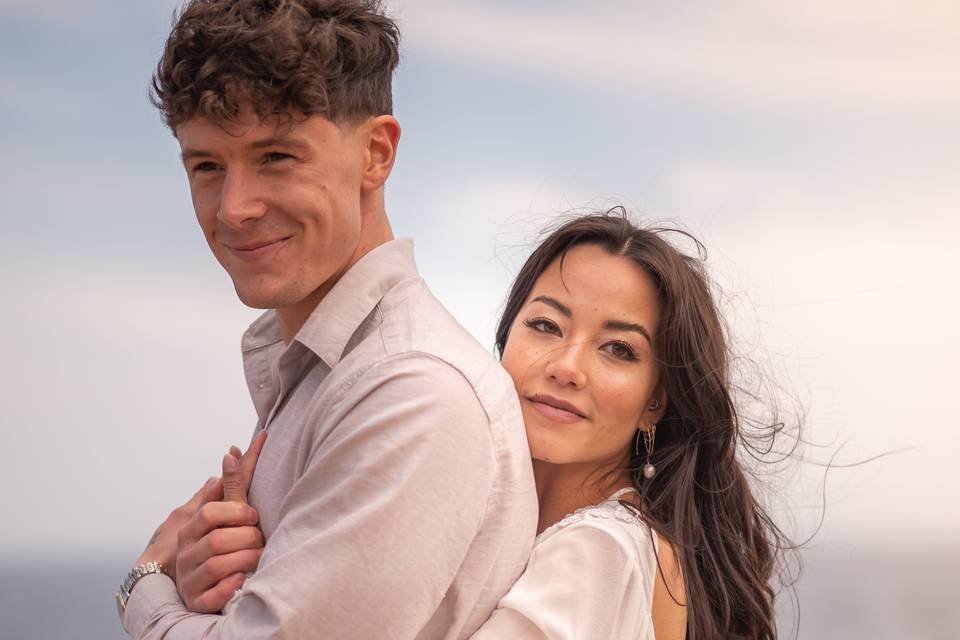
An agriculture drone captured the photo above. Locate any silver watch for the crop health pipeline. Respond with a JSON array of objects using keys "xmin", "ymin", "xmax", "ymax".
[{"xmin": 116, "ymin": 562, "xmax": 169, "ymax": 620}]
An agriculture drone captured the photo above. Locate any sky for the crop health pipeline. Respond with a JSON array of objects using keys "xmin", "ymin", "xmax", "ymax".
[{"xmin": 1, "ymin": 0, "xmax": 958, "ymax": 590}]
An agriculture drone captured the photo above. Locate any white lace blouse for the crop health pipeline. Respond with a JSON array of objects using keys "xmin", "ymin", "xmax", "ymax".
[{"xmin": 470, "ymin": 488, "xmax": 659, "ymax": 640}]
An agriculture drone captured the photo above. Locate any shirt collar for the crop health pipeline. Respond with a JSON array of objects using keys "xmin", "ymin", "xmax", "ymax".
[{"xmin": 241, "ymin": 238, "xmax": 419, "ymax": 367}]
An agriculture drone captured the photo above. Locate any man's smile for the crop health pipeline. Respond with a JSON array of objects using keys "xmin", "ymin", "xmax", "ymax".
[{"xmin": 225, "ymin": 236, "xmax": 293, "ymax": 263}]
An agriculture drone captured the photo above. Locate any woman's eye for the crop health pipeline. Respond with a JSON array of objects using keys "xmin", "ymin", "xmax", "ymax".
[
  {"xmin": 524, "ymin": 318, "xmax": 560, "ymax": 335},
  {"xmin": 604, "ymin": 341, "xmax": 637, "ymax": 361}
]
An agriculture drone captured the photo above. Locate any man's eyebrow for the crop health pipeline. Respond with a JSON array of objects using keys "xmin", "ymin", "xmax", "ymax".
[
  {"xmin": 180, "ymin": 148, "xmax": 212, "ymax": 163},
  {"xmin": 604, "ymin": 320, "xmax": 652, "ymax": 346},
  {"xmin": 530, "ymin": 295, "xmax": 571, "ymax": 317},
  {"xmin": 180, "ymin": 137, "xmax": 312, "ymax": 163},
  {"xmin": 250, "ymin": 137, "xmax": 312, "ymax": 153}
]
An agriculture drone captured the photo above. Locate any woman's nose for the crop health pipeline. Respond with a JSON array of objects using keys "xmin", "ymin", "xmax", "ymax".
[{"xmin": 543, "ymin": 343, "xmax": 587, "ymax": 389}]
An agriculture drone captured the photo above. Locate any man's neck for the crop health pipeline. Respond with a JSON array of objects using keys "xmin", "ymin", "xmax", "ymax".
[
  {"xmin": 276, "ymin": 283, "xmax": 337, "ymax": 346},
  {"xmin": 276, "ymin": 211, "xmax": 394, "ymax": 344}
]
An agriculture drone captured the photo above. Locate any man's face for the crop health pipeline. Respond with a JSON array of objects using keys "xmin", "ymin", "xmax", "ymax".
[{"xmin": 176, "ymin": 107, "xmax": 367, "ymax": 312}]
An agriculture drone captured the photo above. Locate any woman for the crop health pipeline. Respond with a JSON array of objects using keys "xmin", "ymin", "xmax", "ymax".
[
  {"xmin": 468, "ymin": 212, "xmax": 788, "ymax": 639},
  {"xmin": 222, "ymin": 211, "xmax": 789, "ymax": 638}
]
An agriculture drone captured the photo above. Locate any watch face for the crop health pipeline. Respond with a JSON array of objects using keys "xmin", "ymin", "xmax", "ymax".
[{"xmin": 116, "ymin": 591, "xmax": 126, "ymax": 621}]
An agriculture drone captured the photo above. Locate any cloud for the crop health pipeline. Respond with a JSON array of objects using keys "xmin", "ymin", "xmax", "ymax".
[{"xmin": 394, "ymin": 0, "xmax": 960, "ymax": 113}]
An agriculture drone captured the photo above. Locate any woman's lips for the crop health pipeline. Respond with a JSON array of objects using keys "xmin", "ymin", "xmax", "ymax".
[{"xmin": 526, "ymin": 395, "xmax": 587, "ymax": 424}]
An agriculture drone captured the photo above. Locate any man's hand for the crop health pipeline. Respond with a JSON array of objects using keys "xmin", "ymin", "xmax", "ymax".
[
  {"xmin": 176, "ymin": 430, "xmax": 267, "ymax": 613},
  {"xmin": 135, "ymin": 476, "xmax": 222, "ymax": 578}
]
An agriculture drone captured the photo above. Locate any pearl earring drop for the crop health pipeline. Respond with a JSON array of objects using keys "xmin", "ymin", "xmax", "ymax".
[{"xmin": 642, "ymin": 424, "xmax": 656, "ymax": 479}]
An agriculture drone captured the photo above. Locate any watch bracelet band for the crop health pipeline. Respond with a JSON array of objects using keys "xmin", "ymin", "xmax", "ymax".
[{"xmin": 116, "ymin": 562, "xmax": 169, "ymax": 614}]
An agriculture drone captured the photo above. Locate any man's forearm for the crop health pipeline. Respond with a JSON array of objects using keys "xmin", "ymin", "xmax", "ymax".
[
  {"xmin": 124, "ymin": 358, "xmax": 498, "ymax": 639},
  {"xmin": 123, "ymin": 574, "xmax": 219, "ymax": 640}
]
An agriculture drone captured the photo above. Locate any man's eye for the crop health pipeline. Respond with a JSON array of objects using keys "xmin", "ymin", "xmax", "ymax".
[
  {"xmin": 193, "ymin": 162, "xmax": 219, "ymax": 173},
  {"xmin": 264, "ymin": 152, "xmax": 292, "ymax": 163}
]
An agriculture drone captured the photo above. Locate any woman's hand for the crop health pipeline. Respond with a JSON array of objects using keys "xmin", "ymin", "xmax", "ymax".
[{"xmin": 175, "ymin": 430, "xmax": 268, "ymax": 613}]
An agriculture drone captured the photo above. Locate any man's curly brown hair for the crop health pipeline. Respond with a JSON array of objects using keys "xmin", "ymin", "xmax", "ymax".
[{"xmin": 150, "ymin": 0, "xmax": 401, "ymax": 131}]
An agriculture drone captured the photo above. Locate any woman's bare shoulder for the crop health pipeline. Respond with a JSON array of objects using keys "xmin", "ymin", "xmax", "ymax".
[{"xmin": 651, "ymin": 534, "xmax": 687, "ymax": 640}]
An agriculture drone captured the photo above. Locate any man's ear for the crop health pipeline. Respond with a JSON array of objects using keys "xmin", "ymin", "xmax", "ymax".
[{"xmin": 361, "ymin": 115, "xmax": 401, "ymax": 192}]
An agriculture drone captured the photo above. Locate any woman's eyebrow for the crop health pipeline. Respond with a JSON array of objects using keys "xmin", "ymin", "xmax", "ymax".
[
  {"xmin": 532, "ymin": 294, "xmax": 652, "ymax": 345},
  {"xmin": 604, "ymin": 320, "xmax": 652, "ymax": 346},
  {"xmin": 530, "ymin": 295, "xmax": 571, "ymax": 316}
]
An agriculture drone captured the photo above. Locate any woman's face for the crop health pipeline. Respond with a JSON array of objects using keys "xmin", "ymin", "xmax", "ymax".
[{"xmin": 502, "ymin": 243, "xmax": 666, "ymax": 467}]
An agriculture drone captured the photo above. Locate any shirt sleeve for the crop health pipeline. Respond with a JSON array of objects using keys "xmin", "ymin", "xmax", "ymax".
[
  {"xmin": 468, "ymin": 518, "xmax": 656, "ymax": 640},
  {"xmin": 124, "ymin": 353, "xmax": 496, "ymax": 639}
]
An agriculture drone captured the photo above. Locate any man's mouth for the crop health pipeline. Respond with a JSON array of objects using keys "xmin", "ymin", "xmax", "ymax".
[{"xmin": 226, "ymin": 236, "xmax": 293, "ymax": 262}]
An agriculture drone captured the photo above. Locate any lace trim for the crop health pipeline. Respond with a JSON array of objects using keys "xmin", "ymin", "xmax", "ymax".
[{"xmin": 537, "ymin": 492, "xmax": 646, "ymax": 542}]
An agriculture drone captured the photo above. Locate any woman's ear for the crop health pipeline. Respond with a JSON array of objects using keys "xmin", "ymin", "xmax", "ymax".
[
  {"xmin": 361, "ymin": 115, "xmax": 401, "ymax": 192},
  {"xmin": 642, "ymin": 385, "xmax": 668, "ymax": 429}
]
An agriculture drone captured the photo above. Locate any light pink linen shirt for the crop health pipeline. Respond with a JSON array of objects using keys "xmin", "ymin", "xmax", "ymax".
[{"xmin": 123, "ymin": 239, "xmax": 538, "ymax": 639}]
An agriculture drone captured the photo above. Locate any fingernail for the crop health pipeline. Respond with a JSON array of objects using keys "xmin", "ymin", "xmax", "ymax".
[
  {"xmin": 205, "ymin": 476, "xmax": 217, "ymax": 488},
  {"xmin": 223, "ymin": 454, "xmax": 238, "ymax": 472}
]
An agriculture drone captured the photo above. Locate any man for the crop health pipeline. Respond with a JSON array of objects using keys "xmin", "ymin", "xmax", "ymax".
[{"xmin": 117, "ymin": 1, "xmax": 537, "ymax": 638}]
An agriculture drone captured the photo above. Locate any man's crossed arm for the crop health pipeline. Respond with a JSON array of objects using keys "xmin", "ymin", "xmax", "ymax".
[{"xmin": 122, "ymin": 357, "xmax": 495, "ymax": 639}]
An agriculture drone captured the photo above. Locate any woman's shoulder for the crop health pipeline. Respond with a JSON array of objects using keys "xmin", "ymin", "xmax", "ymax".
[
  {"xmin": 535, "ymin": 493, "xmax": 659, "ymax": 575},
  {"xmin": 539, "ymin": 493, "xmax": 650, "ymax": 541},
  {"xmin": 472, "ymin": 494, "xmax": 660, "ymax": 639}
]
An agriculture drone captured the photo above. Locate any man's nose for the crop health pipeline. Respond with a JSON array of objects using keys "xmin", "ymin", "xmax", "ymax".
[
  {"xmin": 218, "ymin": 168, "xmax": 268, "ymax": 228},
  {"xmin": 543, "ymin": 342, "xmax": 588, "ymax": 389}
]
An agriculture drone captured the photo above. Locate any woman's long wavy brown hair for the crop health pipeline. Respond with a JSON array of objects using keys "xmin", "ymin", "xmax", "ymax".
[{"xmin": 495, "ymin": 209, "xmax": 795, "ymax": 639}]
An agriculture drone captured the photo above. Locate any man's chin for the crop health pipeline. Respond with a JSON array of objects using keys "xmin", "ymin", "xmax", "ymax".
[{"xmin": 232, "ymin": 282, "xmax": 293, "ymax": 310}]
